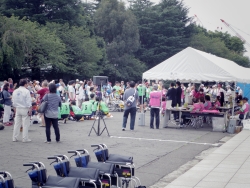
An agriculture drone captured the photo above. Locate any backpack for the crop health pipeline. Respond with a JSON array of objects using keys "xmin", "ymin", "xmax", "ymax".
[
  {"xmin": 0, "ymin": 91, "xmax": 4, "ymax": 104},
  {"xmin": 126, "ymin": 89, "xmax": 136, "ymax": 107}
]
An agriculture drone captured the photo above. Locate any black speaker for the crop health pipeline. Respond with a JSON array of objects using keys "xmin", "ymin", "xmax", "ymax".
[{"xmin": 93, "ymin": 76, "xmax": 108, "ymax": 85}]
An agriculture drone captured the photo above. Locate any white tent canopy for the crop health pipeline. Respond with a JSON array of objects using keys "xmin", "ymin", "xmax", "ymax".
[{"xmin": 143, "ymin": 47, "xmax": 250, "ymax": 83}]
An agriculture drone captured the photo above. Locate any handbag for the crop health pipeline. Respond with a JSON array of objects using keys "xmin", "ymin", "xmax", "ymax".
[{"xmin": 37, "ymin": 94, "xmax": 48, "ymax": 113}]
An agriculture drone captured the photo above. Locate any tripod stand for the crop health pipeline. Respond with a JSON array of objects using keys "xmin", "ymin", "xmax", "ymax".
[{"xmin": 88, "ymin": 83, "xmax": 110, "ymax": 136}]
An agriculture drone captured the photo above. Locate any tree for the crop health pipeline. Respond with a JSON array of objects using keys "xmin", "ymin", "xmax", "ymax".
[
  {"xmin": 0, "ymin": 16, "xmax": 67, "ymax": 80},
  {"xmin": 131, "ymin": 0, "xmax": 194, "ymax": 69},
  {"xmin": 0, "ymin": 0, "xmax": 86, "ymax": 26},
  {"xmin": 46, "ymin": 22, "xmax": 105, "ymax": 78},
  {"xmin": 190, "ymin": 31, "xmax": 250, "ymax": 67},
  {"xmin": 94, "ymin": 0, "xmax": 146, "ymax": 81},
  {"xmin": 193, "ymin": 26, "xmax": 246, "ymax": 55}
]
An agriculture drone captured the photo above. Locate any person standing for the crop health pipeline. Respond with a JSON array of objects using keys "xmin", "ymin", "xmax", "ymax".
[
  {"xmin": 37, "ymin": 81, "xmax": 49, "ymax": 127},
  {"xmin": 149, "ymin": 84, "xmax": 162, "ymax": 129},
  {"xmin": 225, "ymin": 85, "xmax": 232, "ymax": 103},
  {"xmin": 41, "ymin": 83, "xmax": 61, "ymax": 143},
  {"xmin": 2, "ymin": 83, "xmax": 12, "ymax": 126},
  {"xmin": 122, "ymin": 81, "xmax": 138, "ymax": 131},
  {"xmin": 12, "ymin": 79, "xmax": 32, "ymax": 142},
  {"xmin": 166, "ymin": 83, "xmax": 177, "ymax": 107},
  {"xmin": 175, "ymin": 81, "xmax": 182, "ymax": 121},
  {"xmin": 137, "ymin": 81, "xmax": 146, "ymax": 112},
  {"xmin": 68, "ymin": 80, "xmax": 76, "ymax": 102}
]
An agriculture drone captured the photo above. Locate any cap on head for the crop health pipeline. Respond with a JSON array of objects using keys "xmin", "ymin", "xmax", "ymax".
[
  {"xmin": 80, "ymin": 81, "xmax": 83, "ymax": 84},
  {"xmin": 200, "ymin": 84, "xmax": 204, "ymax": 87},
  {"xmin": 76, "ymin": 79, "xmax": 79, "ymax": 82},
  {"xmin": 237, "ymin": 86, "xmax": 240, "ymax": 89},
  {"xmin": 226, "ymin": 85, "xmax": 230, "ymax": 88},
  {"xmin": 35, "ymin": 81, "xmax": 40, "ymax": 84}
]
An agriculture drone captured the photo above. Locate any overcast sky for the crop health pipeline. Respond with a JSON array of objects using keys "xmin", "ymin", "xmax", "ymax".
[{"xmin": 180, "ymin": 0, "xmax": 250, "ymax": 57}]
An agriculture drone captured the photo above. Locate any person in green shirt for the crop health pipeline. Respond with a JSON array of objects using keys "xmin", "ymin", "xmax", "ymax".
[
  {"xmin": 70, "ymin": 101, "xmax": 83, "ymax": 121},
  {"xmin": 89, "ymin": 94, "xmax": 98, "ymax": 117},
  {"xmin": 59, "ymin": 103, "xmax": 70, "ymax": 123},
  {"xmin": 113, "ymin": 81, "xmax": 121, "ymax": 98},
  {"xmin": 137, "ymin": 81, "xmax": 147, "ymax": 112},
  {"xmin": 81, "ymin": 97, "xmax": 94, "ymax": 120},
  {"xmin": 96, "ymin": 97, "xmax": 113, "ymax": 118}
]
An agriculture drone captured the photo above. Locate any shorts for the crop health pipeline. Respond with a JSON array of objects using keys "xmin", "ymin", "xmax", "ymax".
[{"xmin": 138, "ymin": 96, "xmax": 145, "ymax": 105}]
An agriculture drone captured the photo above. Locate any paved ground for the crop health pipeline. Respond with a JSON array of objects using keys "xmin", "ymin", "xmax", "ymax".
[
  {"xmin": 165, "ymin": 129, "xmax": 250, "ymax": 188},
  {"xmin": 0, "ymin": 112, "xmax": 229, "ymax": 187}
]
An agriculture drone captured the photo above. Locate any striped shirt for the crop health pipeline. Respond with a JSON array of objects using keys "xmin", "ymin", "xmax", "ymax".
[{"xmin": 41, "ymin": 93, "xmax": 61, "ymax": 118}]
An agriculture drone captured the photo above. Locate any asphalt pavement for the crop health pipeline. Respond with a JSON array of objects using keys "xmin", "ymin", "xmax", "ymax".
[{"xmin": 0, "ymin": 112, "xmax": 230, "ymax": 187}]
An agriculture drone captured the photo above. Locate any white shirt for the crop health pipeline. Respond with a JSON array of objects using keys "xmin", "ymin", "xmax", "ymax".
[
  {"xmin": 58, "ymin": 85, "xmax": 65, "ymax": 94},
  {"xmin": 78, "ymin": 86, "xmax": 85, "ymax": 100},
  {"xmin": 225, "ymin": 89, "xmax": 232, "ymax": 101},
  {"xmin": 216, "ymin": 88, "xmax": 225, "ymax": 96},
  {"xmin": 68, "ymin": 85, "xmax": 75, "ymax": 100},
  {"xmin": 35, "ymin": 85, "xmax": 41, "ymax": 91},
  {"xmin": 12, "ymin": 86, "xmax": 32, "ymax": 108},
  {"xmin": 238, "ymin": 89, "xmax": 243, "ymax": 96},
  {"xmin": 75, "ymin": 83, "xmax": 80, "ymax": 95}
]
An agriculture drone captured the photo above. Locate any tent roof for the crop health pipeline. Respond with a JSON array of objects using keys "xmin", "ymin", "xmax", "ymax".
[{"xmin": 143, "ymin": 47, "xmax": 250, "ymax": 83}]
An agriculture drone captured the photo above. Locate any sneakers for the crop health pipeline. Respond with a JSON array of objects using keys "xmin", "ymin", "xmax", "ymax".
[
  {"xmin": 44, "ymin": 141, "xmax": 51, "ymax": 144},
  {"xmin": 64, "ymin": 119, "xmax": 67, "ymax": 124},
  {"xmin": 22, "ymin": 139, "xmax": 31, "ymax": 143},
  {"xmin": 122, "ymin": 128, "xmax": 125, "ymax": 131},
  {"xmin": 13, "ymin": 138, "xmax": 18, "ymax": 142}
]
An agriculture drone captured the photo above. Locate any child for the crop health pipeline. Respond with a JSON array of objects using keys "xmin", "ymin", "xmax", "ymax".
[
  {"xmin": 69, "ymin": 101, "xmax": 83, "ymax": 121},
  {"xmin": 161, "ymin": 98, "xmax": 166, "ymax": 116},
  {"xmin": 81, "ymin": 97, "xmax": 94, "ymax": 120},
  {"xmin": 204, "ymin": 95, "xmax": 212, "ymax": 110},
  {"xmin": 96, "ymin": 97, "xmax": 113, "ymax": 118}
]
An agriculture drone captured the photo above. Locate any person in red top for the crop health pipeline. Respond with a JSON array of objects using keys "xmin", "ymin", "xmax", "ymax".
[
  {"xmin": 194, "ymin": 88, "xmax": 205, "ymax": 102},
  {"xmin": 37, "ymin": 80, "xmax": 49, "ymax": 127},
  {"xmin": 37, "ymin": 81, "xmax": 49, "ymax": 102}
]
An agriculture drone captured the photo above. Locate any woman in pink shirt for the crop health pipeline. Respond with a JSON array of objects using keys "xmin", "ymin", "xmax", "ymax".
[{"xmin": 149, "ymin": 84, "xmax": 162, "ymax": 129}]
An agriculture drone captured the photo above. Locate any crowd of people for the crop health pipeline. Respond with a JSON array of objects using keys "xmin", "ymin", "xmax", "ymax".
[{"xmin": 0, "ymin": 78, "xmax": 248, "ymax": 141}]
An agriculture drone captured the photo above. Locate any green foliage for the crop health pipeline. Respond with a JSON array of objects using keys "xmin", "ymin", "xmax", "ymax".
[
  {"xmin": 0, "ymin": 0, "xmax": 86, "ymax": 26},
  {"xmin": 94, "ymin": 0, "xmax": 145, "ymax": 81},
  {"xmin": 46, "ymin": 22, "xmax": 104, "ymax": 78},
  {"xmin": 190, "ymin": 31, "xmax": 250, "ymax": 67},
  {"xmin": 131, "ymin": 0, "xmax": 194, "ymax": 69},
  {"xmin": 193, "ymin": 26, "xmax": 246, "ymax": 55},
  {"xmin": 0, "ymin": 16, "xmax": 67, "ymax": 79}
]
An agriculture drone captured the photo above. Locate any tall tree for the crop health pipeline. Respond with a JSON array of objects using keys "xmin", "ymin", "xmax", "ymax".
[
  {"xmin": 131, "ymin": 0, "xmax": 194, "ymax": 69},
  {"xmin": 94, "ymin": 0, "xmax": 146, "ymax": 81},
  {"xmin": 190, "ymin": 31, "xmax": 250, "ymax": 67},
  {"xmin": 46, "ymin": 22, "xmax": 105, "ymax": 78},
  {"xmin": 0, "ymin": 16, "xmax": 67, "ymax": 80},
  {"xmin": 0, "ymin": 0, "xmax": 86, "ymax": 26}
]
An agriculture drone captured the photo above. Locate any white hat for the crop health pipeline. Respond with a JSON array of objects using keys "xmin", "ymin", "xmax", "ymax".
[
  {"xmin": 35, "ymin": 81, "xmax": 40, "ymax": 84},
  {"xmin": 80, "ymin": 81, "xmax": 83, "ymax": 84},
  {"xmin": 226, "ymin": 85, "xmax": 230, "ymax": 88},
  {"xmin": 76, "ymin": 79, "xmax": 79, "ymax": 82},
  {"xmin": 237, "ymin": 86, "xmax": 240, "ymax": 89},
  {"xmin": 212, "ymin": 85, "xmax": 216, "ymax": 88},
  {"xmin": 200, "ymin": 84, "xmax": 204, "ymax": 87}
]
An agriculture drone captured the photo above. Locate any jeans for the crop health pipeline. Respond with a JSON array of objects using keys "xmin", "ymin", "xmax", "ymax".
[
  {"xmin": 122, "ymin": 107, "xmax": 136, "ymax": 130},
  {"xmin": 44, "ymin": 115, "xmax": 60, "ymax": 142},
  {"xmin": 13, "ymin": 107, "xmax": 30, "ymax": 141},
  {"xmin": 150, "ymin": 108, "xmax": 160, "ymax": 129}
]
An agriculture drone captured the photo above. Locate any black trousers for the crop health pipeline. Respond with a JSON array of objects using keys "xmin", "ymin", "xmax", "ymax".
[
  {"xmin": 150, "ymin": 108, "xmax": 160, "ymax": 129},
  {"xmin": 44, "ymin": 115, "xmax": 60, "ymax": 142}
]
